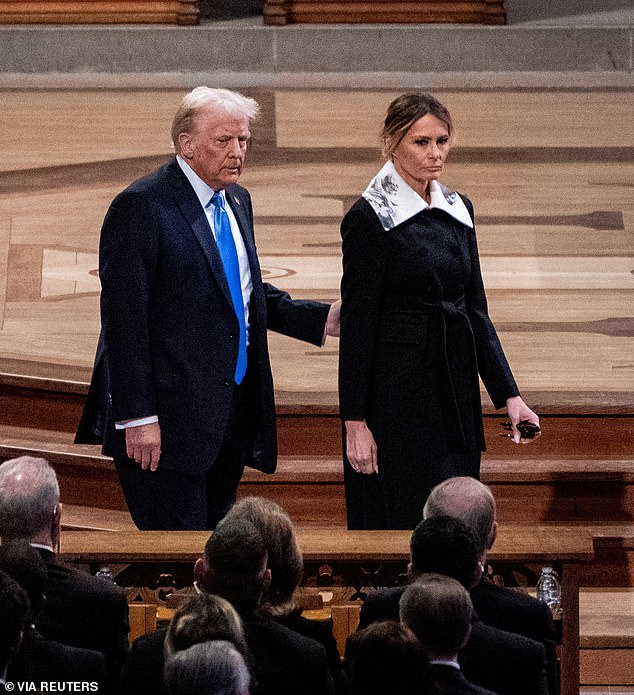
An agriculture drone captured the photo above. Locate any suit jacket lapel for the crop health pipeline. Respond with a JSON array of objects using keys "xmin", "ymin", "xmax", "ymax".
[
  {"xmin": 167, "ymin": 160, "xmax": 234, "ymax": 308},
  {"xmin": 226, "ymin": 186, "xmax": 259, "ymax": 274}
]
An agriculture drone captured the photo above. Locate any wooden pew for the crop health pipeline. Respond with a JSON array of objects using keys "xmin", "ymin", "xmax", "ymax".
[{"xmin": 58, "ymin": 525, "xmax": 593, "ymax": 695}]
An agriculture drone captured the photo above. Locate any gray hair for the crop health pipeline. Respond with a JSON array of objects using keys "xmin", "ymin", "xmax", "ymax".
[
  {"xmin": 164, "ymin": 640, "xmax": 251, "ymax": 695},
  {"xmin": 423, "ymin": 477, "xmax": 496, "ymax": 560},
  {"xmin": 400, "ymin": 573, "xmax": 473, "ymax": 659},
  {"xmin": 0, "ymin": 457, "xmax": 60, "ymax": 540},
  {"xmin": 164, "ymin": 593, "xmax": 247, "ymax": 659},
  {"xmin": 171, "ymin": 87, "xmax": 260, "ymax": 151}
]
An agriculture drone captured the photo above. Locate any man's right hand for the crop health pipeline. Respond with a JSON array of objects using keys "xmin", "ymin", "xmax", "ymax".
[{"xmin": 126, "ymin": 422, "xmax": 162, "ymax": 471}]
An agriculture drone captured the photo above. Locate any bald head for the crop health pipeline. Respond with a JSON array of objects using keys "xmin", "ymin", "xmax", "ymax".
[
  {"xmin": 0, "ymin": 457, "xmax": 60, "ymax": 543},
  {"xmin": 423, "ymin": 477, "xmax": 496, "ymax": 561}
]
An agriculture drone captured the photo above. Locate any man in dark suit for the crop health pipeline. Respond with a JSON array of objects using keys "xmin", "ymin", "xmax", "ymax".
[
  {"xmin": 0, "ymin": 457, "xmax": 130, "ymax": 692},
  {"xmin": 76, "ymin": 87, "xmax": 339, "ymax": 530},
  {"xmin": 118, "ymin": 515, "xmax": 334, "ymax": 695},
  {"xmin": 0, "ymin": 541, "xmax": 106, "ymax": 688},
  {"xmin": 400, "ymin": 574, "xmax": 500, "ymax": 695},
  {"xmin": 358, "ymin": 517, "xmax": 548, "ymax": 695},
  {"xmin": 423, "ymin": 476, "xmax": 559, "ymax": 694}
]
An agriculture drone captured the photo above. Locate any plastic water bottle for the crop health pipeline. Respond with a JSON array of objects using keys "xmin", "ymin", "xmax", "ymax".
[{"xmin": 536, "ymin": 566, "xmax": 562, "ymax": 618}]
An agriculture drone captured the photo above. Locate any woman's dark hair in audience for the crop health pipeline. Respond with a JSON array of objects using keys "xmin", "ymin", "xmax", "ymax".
[
  {"xmin": 343, "ymin": 620, "xmax": 435, "ymax": 695},
  {"xmin": 164, "ymin": 640, "xmax": 251, "ymax": 695},
  {"xmin": 164, "ymin": 593, "xmax": 247, "ymax": 659},
  {"xmin": 225, "ymin": 496, "xmax": 303, "ymax": 617}
]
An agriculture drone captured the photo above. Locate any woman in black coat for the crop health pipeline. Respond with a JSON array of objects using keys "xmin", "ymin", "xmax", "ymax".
[{"xmin": 339, "ymin": 93, "xmax": 540, "ymax": 530}]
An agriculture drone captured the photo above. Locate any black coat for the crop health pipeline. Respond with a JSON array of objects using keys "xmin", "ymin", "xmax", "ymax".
[
  {"xmin": 117, "ymin": 614, "xmax": 334, "ymax": 695},
  {"xmin": 471, "ymin": 577, "xmax": 559, "ymax": 695},
  {"xmin": 431, "ymin": 663, "xmax": 500, "ymax": 695},
  {"xmin": 77, "ymin": 158, "xmax": 329, "ymax": 476},
  {"xmin": 358, "ymin": 586, "xmax": 548, "ymax": 695},
  {"xmin": 8, "ymin": 629, "xmax": 106, "ymax": 687},
  {"xmin": 34, "ymin": 549, "xmax": 129, "ymax": 693},
  {"xmin": 339, "ymin": 197, "xmax": 518, "ymax": 529}
]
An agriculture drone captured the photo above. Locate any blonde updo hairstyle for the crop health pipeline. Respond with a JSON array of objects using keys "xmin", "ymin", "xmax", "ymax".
[{"xmin": 380, "ymin": 92, "xmax": 453, "ymax": 159}]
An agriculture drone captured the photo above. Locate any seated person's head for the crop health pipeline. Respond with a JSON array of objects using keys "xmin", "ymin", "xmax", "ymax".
[
  {"xmin": 0, "ymin": 457, "xmax": 61, "ymax": 547},
  {"xmin": 194, "ymin": 516, "xmax": 270, "ymax": 613},
  {"xmin": 164, "ymin": 593, "xmax": 247, "ymax": 660},
  {"xmin": 0, "ymin": 540, "xmax": 47, "ymax": 621},
  {"xmin": 409, "ymin": 516, "xmax": 481, "ymax": 589},
  {"xmin": 224, "ymin": 497, "xmax": 303, "ymax": 616},
  {"xmin": 400, "ymin": 573, "xmax": 473, "ymax": 660},
  {"xmin": 423, "ymin": 477, "xmax": 497, "ymax": 562},
  {"xmin": 0, "ymin": 570, "xmax": 30, "ymax": 676},
  {"xmin": 164, "ymin": 640, "xmax": 251, "ymax": 695},
  {"xmin": 343, "ymin": 621, "xmax": 434, "ymax": 695}
]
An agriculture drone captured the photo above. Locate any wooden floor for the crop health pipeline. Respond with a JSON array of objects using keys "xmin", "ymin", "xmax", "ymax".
[{"xmin": 0, "ymin": 88, "xmax": 632, "ymax": 413}]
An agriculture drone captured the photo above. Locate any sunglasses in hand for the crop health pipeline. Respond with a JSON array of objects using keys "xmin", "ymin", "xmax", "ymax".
[{"xmin": 500, "ymin": 420, "xmax": 541, "ymax": 440}]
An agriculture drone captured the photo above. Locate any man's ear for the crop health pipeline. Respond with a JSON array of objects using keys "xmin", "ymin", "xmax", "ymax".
[
  {"xmin": 51, "ymin": 503, "xmax": 62, "ymax": 551},
  {"xmin": 193, "ymin": 557, "xmax": 205, "ymax": 584},
  {"xmin": 488, "ymin": 521, "xmax": 498, "ymax": 550},
  {"xmin": 179, "ymin": 132, "xmax": 194, "ymax": 159},
  {"xmin": 261, "ymin": 568, "xmax": 272, "ymax": 597},
  {"xmin": 406, "ymin": 562, "xmax": 414, "ymax": 582}
]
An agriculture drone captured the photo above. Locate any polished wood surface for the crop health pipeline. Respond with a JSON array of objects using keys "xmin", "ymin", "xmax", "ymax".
[
  {"xmin": 0, "ymin": 88, "xmax": 631, "ymax": 416},
  {"xmin": 58, "ymin": 524, "xmax": 593, "ymax": 563}
]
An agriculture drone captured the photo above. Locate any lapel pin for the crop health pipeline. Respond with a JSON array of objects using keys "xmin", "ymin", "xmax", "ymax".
[{"xmin": 234, "ymin": 197, "xmax": 241, "ymax": 206}]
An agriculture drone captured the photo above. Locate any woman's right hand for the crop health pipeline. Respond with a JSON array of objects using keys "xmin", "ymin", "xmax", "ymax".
[{"xmin": 345, "ymin": 420, "xmax": 378, "ymax": 474}]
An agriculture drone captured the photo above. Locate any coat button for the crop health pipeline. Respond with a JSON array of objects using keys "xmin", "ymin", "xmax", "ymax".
[{"xmin": 229, "ymin": 333, "xmax": 235, "ymax": 340}]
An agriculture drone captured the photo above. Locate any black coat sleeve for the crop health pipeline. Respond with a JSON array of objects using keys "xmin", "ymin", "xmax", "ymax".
[
  {"xmin": 338, "ymin": 201, "xmax": 387, "ymax": 421},
  {"xmin": 462, "ymin": 196, "xmax": 519, "ymax": 408},
  {"xmin": 264, "ymin": 283, "xmax": 331, "ymax": 347},
  {"xmin": 99, "ymin": 190, "xmax": 160, "ymax": 423}
]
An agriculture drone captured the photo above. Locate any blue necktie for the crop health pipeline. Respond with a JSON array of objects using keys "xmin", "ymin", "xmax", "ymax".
[{"xmin": 211, "ymin": 191, "xmax": 247, "ymax": 384}]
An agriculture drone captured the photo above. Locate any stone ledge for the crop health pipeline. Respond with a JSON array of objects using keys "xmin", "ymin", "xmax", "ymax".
[{"xmin": 0, "ymin": 24, "xmax": 631, "ymax": 75}]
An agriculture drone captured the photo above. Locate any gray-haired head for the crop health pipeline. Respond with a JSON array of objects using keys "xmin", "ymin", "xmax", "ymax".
[
  {"xmin": 0, "ymin": 457, "xmax": 60, "ymax": 542},
  {"xmin": 164, "ymin": 640, "xmax": 251, "ymax": 695},
  {"xmin": 164, "ymin": 593, "xmax": 247, "ymax": 660},
  {"xmin": 400, "ymin": 573, "xmax": 473, "ymax": 660},
  {"xmin": 423, "ymin": 476, "xmax": 496, "ymax": 561},
  {"xmin": 171, "ymin": 87, "xmax": 259, "ymax": 153}
]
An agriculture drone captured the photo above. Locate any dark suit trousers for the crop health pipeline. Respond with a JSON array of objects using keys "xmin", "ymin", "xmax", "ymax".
[{"xmin": 115, "ymin": 370, "xmax": 255, "ymax": 531}]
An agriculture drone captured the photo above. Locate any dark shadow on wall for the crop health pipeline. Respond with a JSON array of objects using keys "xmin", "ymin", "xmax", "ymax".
[{"xmin": 198, "ymin": 0, "xmax": 264, "ymax": 20}]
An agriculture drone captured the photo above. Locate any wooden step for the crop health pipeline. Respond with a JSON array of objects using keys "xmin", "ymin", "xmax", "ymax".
[
  {"xmin": 1, "ymin": 372, "xmax": 633, "ymax": 459},
  {"xmin": 580, "ymin": 588, "xmax": 634, "ymax": 685},
  {"xmin": 2, "ymin": 424, "xmax": 634, "ymax": 529}
]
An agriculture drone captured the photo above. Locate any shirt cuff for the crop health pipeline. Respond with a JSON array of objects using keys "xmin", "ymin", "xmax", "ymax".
[{"xmin": 115, "ymin": 415, "xmax": 159, "ymax": 430}]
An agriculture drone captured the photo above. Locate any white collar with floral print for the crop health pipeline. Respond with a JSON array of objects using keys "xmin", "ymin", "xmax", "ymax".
[{"xmin": 362, "ymin": 159, "xmax": 474, "ymax": 231}]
